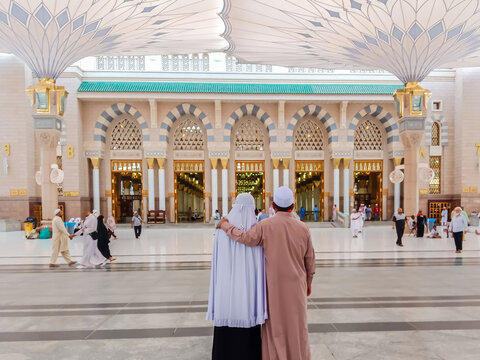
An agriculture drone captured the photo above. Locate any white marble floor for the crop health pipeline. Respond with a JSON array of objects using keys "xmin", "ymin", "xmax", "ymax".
[
  {"xmin": 0, "ymin": 224, "xmax": 479, "ymax": 265},
  {"xmin": 2, "ymin": 224, "xmax": 480, "ymax": 359}
]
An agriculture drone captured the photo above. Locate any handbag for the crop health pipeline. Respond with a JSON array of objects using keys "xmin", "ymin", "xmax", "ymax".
[{"xmin": 90, "ymin": 231, "xmax": 98, "ymax": 240}]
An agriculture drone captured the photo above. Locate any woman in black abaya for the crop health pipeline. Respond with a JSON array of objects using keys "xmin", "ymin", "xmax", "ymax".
[
  {"xmin": 416, "ymin": 211, "xmax": 427, "ymax": 237},
  {"xmin": 97, "ymin": 215, "xmax": 116, "ymax": 262}
]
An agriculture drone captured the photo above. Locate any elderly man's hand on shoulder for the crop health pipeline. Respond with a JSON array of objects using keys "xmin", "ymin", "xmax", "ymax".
[{"xmin": 217, "ymin": 218, "xmax": 229, "ymax": 229}]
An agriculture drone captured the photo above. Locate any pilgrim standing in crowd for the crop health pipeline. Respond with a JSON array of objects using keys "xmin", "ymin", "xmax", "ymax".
[
  {"xmin": 461, "ymin": 206, "xmax": 470, "ymax": 241},
  {"xmin": 217, "ymin": 186, "xmax": 315, "ymax": 360},
  {"xmin": 359, "ymin": 204, "xmax": 366, "ymax": 220},
  {"xmin": 350, "ymin": 209, "xmax": 362, "ymax": 238},
  {"xmin": 207, "ymin": 193, "xmax": 267, "ymax": 360},
  {"xmin": 49, "ymin": 209, "xmax": 76, "ymax": 268},
  {"xmin": 96, "ymin": 215, "xmax": 116, "ymax": 263},
  {"xmin": 313, "ymin": 204, "xmax": 319, "ymax": 222},
  {"xmin": 332, "ymin": 204, "xmax": 337, "ymax": 222},
  {"xmin": 106, "ymin": 215, "xmax": 117, "ymax": 240},
  {"xmin": 450, "ymin": 207, "xmax": 468, "ymax": 253},
  {"xmin": 258, "ymin": 209, "xmax": 268, "ymax": 222},
  {"xmin": 269, "ymin": 204, "xmax": 275, "ymax": 217},
  {"xmin": 392, "ymin": 208, "xmax": 406, "ymax": 247},
  {"xmin": 73, "ymin": 217, "xmax": 83, "ymax": 234},
  {"xmin": 373, "ymin": 203, "xmax": 380, "ymax": 221},
  {"xmin": 75, "ymin": 210, "xmax": 106, "ymax": 268},
  {"xmin": 408, "ymin": 215, "xmax": 416, "ymax": 236},
  {"xmin": 132, "ymin": 211, "xmax": 142, "ymax": 239},
  {"xmin": 299, "ymin": 206, "xmax": 306, "ymax": 221},
  {"xmin": 365, "ymin": 205, "xmax": 372, "ymax": 221},
  {"xmin": 416, "ymin": 210, "xmax": 427, "ymax": 237},
  {"xmin": 441, "ymin": 207, "xmax": 448, "ymax": 229},
  {"xmin": 214, "ymin": 209, "xmax": 221, "ymax": 228}
]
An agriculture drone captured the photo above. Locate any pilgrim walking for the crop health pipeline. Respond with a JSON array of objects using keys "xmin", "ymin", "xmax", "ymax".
[
  {"xmin": 392, "ymin": 208, "xmax": 407, "ymax": 246},
  {"xmin": 207, "ymin": 193, "xmax": 267, "ymax": 360},
  {"xmin": 217, "ymin": 186, "xmax": 315, "ymax": 360},
  {"xmin": 49, "ymin": 209, "xmax": 76, "ymax": 267},
  {"xmin": 97, "ymin": 215, "xmax": 116, "ymax": 262},
  {"xmin": 450, "ymin": 207, "xmax": 468, "ymax": 253},
  {"xmin": 75, "ymin": 210, "xmax": 106, "ymax": 268},
  {"xmin": 132, "ymin": 211, "xmax": 142, "ymax": 239},
  {"xmin": 350, "ymin": 209, "xmax": 362, "ymax": 238}
]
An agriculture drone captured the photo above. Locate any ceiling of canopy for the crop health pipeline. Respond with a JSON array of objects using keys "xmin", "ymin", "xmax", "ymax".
[
  {"xmin": 0, "ymin": 0, "xmax": 227, "ymax": 79},
  {"xmin": 220, "ymin": 0, "xmax": 480, "ymax": 83}
]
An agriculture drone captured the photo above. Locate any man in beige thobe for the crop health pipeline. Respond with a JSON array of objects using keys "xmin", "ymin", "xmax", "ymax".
[
  {"xmin": 49, "ymin": 209, "xmax": 76, "ymax": 268},
  {"xmin": 217, "ymin": 186, "xmax": 315, "ymax": 360}
]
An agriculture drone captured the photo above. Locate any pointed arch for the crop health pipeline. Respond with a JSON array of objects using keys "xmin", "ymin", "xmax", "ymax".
[
  {"xmin": 425, "ymin": 115, "xmax": 448, "ymax": 146},
  {"xmin": 286, "ymin": 105, "xmax": 338, "ymax": 144},
  {"xmin": 348, "ymin": 105, "xmax": 399, "ymax": 144},
  {"xmin": 93, "ymin": 103, "xmax": 149, "ymax": 144},
  {"xmin": 224, "ymin": 104, "xmax": 277, "ymax": 143},
  {"xmin": 159, "ymin": 103, "xmax": 213, "ymax": 143}
]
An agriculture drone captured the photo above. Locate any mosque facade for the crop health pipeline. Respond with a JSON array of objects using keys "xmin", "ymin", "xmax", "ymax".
[{"xmin": 0, "ymin": 53, "xmax": 477, "ymax": 224}]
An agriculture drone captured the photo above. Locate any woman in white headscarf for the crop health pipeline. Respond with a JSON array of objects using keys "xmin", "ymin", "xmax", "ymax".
[
  {"xmin": 207, "ymin": 193, "xmax": 267, "ymax": 360},
  {"xmin": 74, "ymin": 210, "xmax": 106, "ymax": 268}
]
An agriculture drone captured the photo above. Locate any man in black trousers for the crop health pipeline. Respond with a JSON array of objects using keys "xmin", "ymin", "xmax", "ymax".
[{"xmin": 392, "ymin": 208, "xmax": 407, "ymax": 247}]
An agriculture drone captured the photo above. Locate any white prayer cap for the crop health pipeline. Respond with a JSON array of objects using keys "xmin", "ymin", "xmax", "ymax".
[
  {"xmin": 274, "ymin": 186, "xmax": 294, "ymax": 208},
  {"xmin": 54, "ymin": 209, "xmax": 61, "ymax": 216},
  {"xmin": 92, "ymin": 209, "xmax": 99, "ymax": 217}
]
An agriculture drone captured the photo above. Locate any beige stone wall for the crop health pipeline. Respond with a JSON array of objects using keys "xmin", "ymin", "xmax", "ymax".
[{"xmin": 0, "ymin": 55, "xmax": 34, "ymax": 221}]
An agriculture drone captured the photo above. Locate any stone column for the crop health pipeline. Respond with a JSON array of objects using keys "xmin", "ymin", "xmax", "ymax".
[
  {"xmin": 35, "ymin": 129, "xmax": 61, "ymax": 221},
  {"xmin": 343, "ymin": 158, "xmax": 351, "ymax": 215},
  {"xmin": 221, "ymin": 158, "xmax": 229, "ymax": 216},
  {"xmin": 399, "ymin": 125, "xmax": 424, "ymax": 215},
  {"xmin": 210, "ymin": 158, "xmax": 218, "ymax": 214},
  {"xmin": 272, "ymin": 158, "xmax": 280, "ymax": 193},
  {"xmin": 282, "ymin": 158, "xmax": 290, "ymax": 189},
  {"xmin": 333, "ymin": 158, "xmax": 341, "ymax": 211},
  {"xmin": 394, "ymin": 82, "xmax": 431, "ymax": 216},
  {"xmin": 393, "ymin": 157, "xmax": 403, "ymax": 211},
  {"xmin": 90, "ymin": 158, "xmax": 101, "ymax": 212},
  {"xmin": 146, "ymin": 158, "xmax": 155, "ymax": 211},
  {"xmin": 157, "ymin": 158, "xmax": 166, "ymax": 211}
]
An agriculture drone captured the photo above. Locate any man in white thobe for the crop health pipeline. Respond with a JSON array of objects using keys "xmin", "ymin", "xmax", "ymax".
[
  {"xmin": 441, "ymin": 207, "xmax": 448, "ymax": 227},
  {"xmin": 350, "ymin": 209, "xmax": 362, "ymax": 237},
  {"xmin": 49, "ymin": 209, "xmax": 76, "ymax": 268}
]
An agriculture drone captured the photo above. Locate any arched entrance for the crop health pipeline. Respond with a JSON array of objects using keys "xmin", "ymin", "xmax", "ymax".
[
  {"xmin": 353, "ymin": 117, "xmax": 385, "ymax": 219},
  {"xmin": 171, "ymin": 114, "xmax": 207, "ymax": 223},
  {"xmin": 232, "ymin": 115, "xmax": 268, "ymax": 210},
  {"xmin": 109, "ymin": 117, "xmax": 144, "ymax": 222},
  {"xmin": 293, "ymin": 116, "xmax": 326, "ymax": 221}
]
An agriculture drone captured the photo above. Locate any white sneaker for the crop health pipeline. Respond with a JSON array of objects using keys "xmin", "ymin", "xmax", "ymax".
[{"xmin": 76, "ymin": 264, "xmax": 86, "ymax": 269}]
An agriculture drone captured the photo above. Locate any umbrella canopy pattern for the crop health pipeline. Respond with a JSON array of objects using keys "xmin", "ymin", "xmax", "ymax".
[
  {"xmin": 221, "ymin": 0, "xmax": 480, "ymax": 83},
  {"xmin": 0, "ymin": 0, "xmax": 226, "ymax": 79}
]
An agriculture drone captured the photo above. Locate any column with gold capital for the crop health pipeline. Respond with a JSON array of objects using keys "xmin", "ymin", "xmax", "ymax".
[
  {"xmin": 146, "ymin": 158, "xmax": 155, "ymax": 211},
  {"xmin": 333, "ymin": 158, "xmax": 341, "ymax": 212},
  {"xmin": 394, "ymin": 82, "xmax": 431, "ymax": 215},
  {"xmin": 272, "ymin": 158, "xmax": 280, "ymax": 193},
  {"xmin": 393, "ymin": 157, "xmax": 403, "ymax": 211},
  {"xmin": 90, "ymin": 158, "xmax": 101, "ymax": 212},
  {"xmin": 282, "ymin": 159, "xmax": 290, "ymax": 189},
  {"xmin": 221, "ymin": 158, "xmax": 229, "ymax": 216},
  {"xmin": 27, "ymin": 78, "xmax": 68, "ymax": 222},
  {"xmin": 343, "ymin": 158, "xmax": 351, "ymax": 214},
  {"xmin": 210, "ymin": 158, "xmax": 218, "ymax": 215},
  {"xmin": 157, "ymin": 158, "xmax": 166, "ymax": 211}
]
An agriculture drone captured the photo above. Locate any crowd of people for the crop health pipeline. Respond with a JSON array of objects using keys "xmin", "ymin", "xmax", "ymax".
[{"xmin": 49, "ymin": 209, "xmax": 117, "ymax": 268}]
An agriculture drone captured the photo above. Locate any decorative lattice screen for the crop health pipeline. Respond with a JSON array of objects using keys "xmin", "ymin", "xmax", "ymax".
[
  {"xmin": 294, "ymin": 117, "xmax": 324, "ymax": 150},
  {"xmin": 110, "ymin": 118, "xmax": 142, "ymax": 150},
  {"xmin": 234, "ymin": 117, "xmax": 265, "ymax": 151},
  {"xmin": 431, "ymin": 122, "xmax": 441, "ymax": 146},
  {"xmin": 173, "ymin": 116, "xmax": 204, "ymax": 150},
  {"xmin": 354, "ymin": 118, "xmax": 383, "ymax": 150},
  {"xmin": 429, "ymin": 156, "xmax": 441, "ymax": 194}
]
